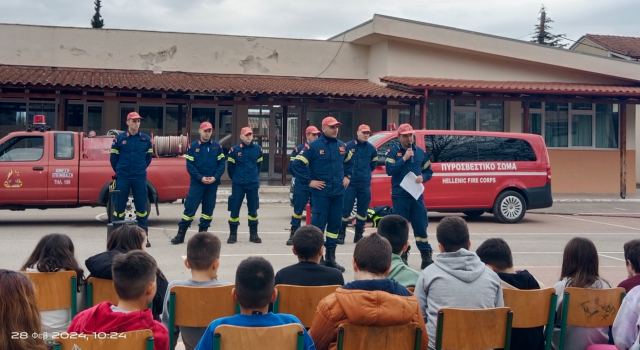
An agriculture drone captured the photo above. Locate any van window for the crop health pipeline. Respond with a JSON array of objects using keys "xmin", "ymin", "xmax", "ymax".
[
  {"xmin": 425, "ymin": 135, "xmax": 477, "ymax": 162},
  {"xmin": 0, "ymin": 136, "xmax": 44, "ymax": 162},
  {"xmin": 476, "ymin": 137, "xmax": 537, "ymax": 162},
  {"xmin": 54, "ymin": 133, "xmax": 75, "ymax": 160}
]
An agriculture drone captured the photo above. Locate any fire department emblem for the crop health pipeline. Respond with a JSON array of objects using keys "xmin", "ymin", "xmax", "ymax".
[
  {"xmin": 319, "ymin": 149, "xmax": 325, "ymax": 155},
  {"xmin": 3, "ymin": 169, "xmax": 23, "ymax": 188},
  {"xmin": 338, "ymin": 146, "xmax": 346, "ymax": 155}
]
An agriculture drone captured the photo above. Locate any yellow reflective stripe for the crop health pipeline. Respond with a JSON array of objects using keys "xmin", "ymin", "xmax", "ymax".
[
  {"xmin": 292, "ymin": 213, "xmax": 303, "ymax": 219},
  {"xmin": 110, "ymin": 149, "xmax": 119, "ymax": 154},
  {"xmin": 415, "ymin": 237, "xmax": 429, "ymax": 242},
  {"xmin": 289, "ymin": 155, "xmax": 298, "ymax": 162},
  {"xmin": 343, "ymin": 150, "xmax": 353, "ymax": 163},
  {"xmin": 135, "ymin": 211, "xmax": 148, "ymax": 217},
  {"xmin": 217, "ymin": 153, "xmax": 225, "ymax": 161},
  {"xmin": 355, "ymin": 213, "xmax": 367, "ymax": 221},
  {"xmin": 325, "ymin": 231, "xmax": 339, "ymax": 239},
  {"xmin": 227, "ymin": 157, "xmax": 236, "ymax": 164},
  {"xmin": 422, "ymin": 160, "xmax": 432, "ymax": 170},
  {"xmin": 182, "ymin": 214, "xmax": 194, "ymax": 221},
  {"xmin": 367, "ymin": 208, "xmax": 375, "ymax": 215},
  {"xmin": 371, "ymin": 156, "xmax": 378, "ymax": 162},
  {"xmin": 248, "ymin": 215, "xmax": 258, "ymax": 221},
  {"xmin": 256, "ymin": 157, "xmax": 264, "ymax": 163},
  {"xmin": 113, "ymin": 211, "xmax": 124, "ymax": 218},
  {"xmin": 228, "ymin": 217, "xmax": 240, "ymax": 223},
  {"xmin": 201, "ymin": 213, "xmax": 213, "ymax": 220},
  {"xmin": 385, "ymin": 158, "xmax": 396, "ymax": 164},
  {"xmin": 147, "ymin": 148, "xmax": 153, "ymax": 153},
  {"xmin": 296, "ymin": 155, "xmax": 309, "ymax": 165},
  {"xmin": 184, "ymin": 155, "xmax": 195, "ymax": 161}
]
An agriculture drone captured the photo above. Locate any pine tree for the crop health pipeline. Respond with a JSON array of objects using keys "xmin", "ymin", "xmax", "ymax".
[
  {"xmin": 530, "ymin": 5, "xmax": 565, "ymax": 48},
  {"xmin": 91, "ymin": 0, "xmax": 104, "ymax": 29}
]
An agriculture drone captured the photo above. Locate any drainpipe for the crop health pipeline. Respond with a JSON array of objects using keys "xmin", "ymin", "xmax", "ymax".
[{"xmin": 620, "ymin": 103, "xmax": 627, "ymax": 199}]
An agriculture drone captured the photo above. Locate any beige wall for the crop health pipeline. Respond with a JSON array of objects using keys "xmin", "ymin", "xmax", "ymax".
[
  {"xmin": 0, "ymin": 24, "xmax": 368, "ymax": 78},
  {"xmin": 549, "ymin": 150, "xmax": 636, "ymax": 194},
  {"xmin": 636, "ymin": 105, "xmax": 640, "ymax": 185},
  {"xmin": 571, "ymin": 38, "xmax": 609, "ymax": 57}
]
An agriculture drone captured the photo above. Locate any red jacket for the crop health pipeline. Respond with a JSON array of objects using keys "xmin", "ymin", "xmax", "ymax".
[{"xmin": 67, "ymin": 302, "xmax": 168, "ymax": 350}]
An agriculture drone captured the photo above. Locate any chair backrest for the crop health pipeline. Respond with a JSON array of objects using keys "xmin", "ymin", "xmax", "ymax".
[
  {"xmin": 53, "ymin": 329, "xmax": 154, "ymax": 350},
  {"xmin": 558, "ymin": 287, "xmax": 625, "ymax": 350},
  {"xmin": 212, "ymin": 324, "xmax": 304, "ymax": 350},
  {"xmin": 503, "ymin": 288, "xmax": 556, "ymax": 350},
  {"xmin": 273, "ymin": 284, "xmax": 340, "ymax": 327},
  {"xmin": 436, "ymin": 307, "xmax": 513, "ymax": 350},
  {"xmin": 86, "ymin": 277, "xmax": 119, "ymax": 308},
  {"xmin": 168, "ymin": 284, "xmax": 237, "ymax": 349},
  {"xmin": 24, "ymin": 270, "xmax": 78, "ymax": 316},
  {"xmin": 337, "ymin": 323, "xmax": 422, "ymax": 350}
]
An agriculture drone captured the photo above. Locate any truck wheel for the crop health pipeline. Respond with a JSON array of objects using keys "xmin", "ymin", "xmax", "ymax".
[
  {"xmin": 493, "ymin": 190, "xmax": 526, "ymax": 224},
  {"xmin": 463, "ymin": 210, "xmax": 485, "ymax": 219}
]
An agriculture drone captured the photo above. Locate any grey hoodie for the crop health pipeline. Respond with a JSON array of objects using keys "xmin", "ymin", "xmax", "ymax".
[{"xmin": 414, "ymin": 248, "xmax": 504, "ymax": 350}]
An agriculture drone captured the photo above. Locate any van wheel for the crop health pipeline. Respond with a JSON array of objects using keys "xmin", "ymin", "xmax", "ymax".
[
  {"xmin": 463, "ymin": 210, "xmax": 485, "ymax": 219},
  {"xmin": 493, "ymin": 191, "xmax": 526, "ymax": 223}
]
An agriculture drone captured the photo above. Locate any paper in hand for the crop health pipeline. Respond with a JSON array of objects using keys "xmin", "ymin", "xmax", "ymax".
[{"xmin": 400, "ymin": 172, "xmax": 424, "ymax": 200}]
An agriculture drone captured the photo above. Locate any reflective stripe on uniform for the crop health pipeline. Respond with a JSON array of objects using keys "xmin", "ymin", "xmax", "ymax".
[
  {"xmin": 256, "ymin": 157, "xmax": 264, "ymax": 163},
  {"xmin": 386, "ymin": 158, "xmax": 396, "ymax": 164},
  {"xmin": 217, "ymin": 153, "xmax": 225, "ymax": 161},
  {"xmin": 110, "ymin": 149, "xmax": 120, "ymax": 154},
  {"xmin": 422, "ymin": 160, "xmax": 432, "ymax": 170},
  {"xmin": 248, "ymin": 215, "xmax": 258, "ymax": 221},
  {"xmin": 343, "ymin": 150, "xmax": 353, "ymax": 163},
  {"xmin": 200, "ymin": 213, "xmax": 213, "ymax": 220},
  {"xmin": 184, "ymin": 155, "xmax": 195, "ymax": 161},
  {"xmin": 415, "ymin": 237, "xmax": 429, "ymax": 242},
  {"xmin": 291, "ymin": 213, "xmax": 303, "ymax": 219},
  {"xmin": 325, "ymin": 231, "xmax": 339, "ymax": 239},
  {"xmin": 182, "ymin": 214, "xmax": 194, "ymax": 221},
  {"xmin": 227, "ymin": 157, "xmax": 236, "ymax": 164},
  {"xmin": 113, "ymin": 211, "xmax": 124, "ymax": 218},
  {"xmin": 355, "ymin": 213, "xmax": 367, "ymax": 221},
  {"xmin": 296, "ymin": 155, "xmax": 309, "ymax": 165},
  {"xmin": 135, "ymin": 211, "xmax": 148, "ymax": 217},
  {"xmin": 371, "ymin": 156, "xmax": 379, "ymax": 162},
  {"xmin": 228, "ymin": 217, "xmax": 240, "ymax": 223},
  {"xmin": 147, "ymin": 148, "xmax": 153, "ymax": 153}
]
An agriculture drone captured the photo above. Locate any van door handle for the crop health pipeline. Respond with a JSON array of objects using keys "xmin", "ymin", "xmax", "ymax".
[{"xmin": 33, "ymin": 166, "xmax": 44, "ymax": 171}]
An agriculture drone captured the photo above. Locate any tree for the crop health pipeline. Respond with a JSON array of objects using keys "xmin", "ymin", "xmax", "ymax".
[
  {"xmin": 91, "ymin": 0, "xmax": 104, "ymax": 29},
  {"xmin": 530, "ymin": 5, "xmax": 565, "ymax": 48}
]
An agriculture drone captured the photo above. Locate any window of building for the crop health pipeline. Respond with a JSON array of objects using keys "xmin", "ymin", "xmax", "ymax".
[
  {"xmin": 138, "ymin": 105, "xmax": 164, "ymax": 136},
  {"xmin": 0, "ymin": 101, "xmax": 27, "ymax": 135},
  {"xmin": 427, "ymin": 99, "xmax": 450, "ymax": 130},
  {"xmin": 527, "ymin": 102, "xmax": 618, "ymax": 149},
  {"xmin": 451, "ymin": 100, "xmax": 504, "ymax": 131}
]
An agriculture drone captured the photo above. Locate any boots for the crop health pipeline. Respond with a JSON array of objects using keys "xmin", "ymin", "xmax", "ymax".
[
  {"xmin": 227, "ymin": 223, "xmax": 238, "ymax": 244},
  {"xmin": 286, "ymin": 226, "xmax": 297, "ymax": 246},
  {"xmin": 249, "ymin": 224, "xmax": 262, "ymax": 243},
  {"xmin": 198, "ymin": 225, "xmax": 209, "ymax": 233},
  {"xmin": 322, "ymin": 246, "xmax": 345, "ymax": 273},
  {"xmin": 420, "ymin": 250, "xmax": 433, "ymax": 269},
  {"xmin": 353, "ymin": 225, "xmax": 364, "ymax": 243},
  {"xmin": 170, "ymin": 226, "xmax": 188, "ymax": 245},
  {"xmin": 336, "ymin": 222, "xmax": 347, "ymax": 245}
]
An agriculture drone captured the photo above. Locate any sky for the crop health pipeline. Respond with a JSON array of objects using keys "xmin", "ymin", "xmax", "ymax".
[{"xmin": 0, "ymin": 0, "xmax": 637, "ymax": 44}]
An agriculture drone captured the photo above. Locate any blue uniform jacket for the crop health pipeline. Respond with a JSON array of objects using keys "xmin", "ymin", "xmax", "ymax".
[
  {"xmin": 345, "ymin": 139, "xmax": 378, "ymax": 187},
  {"xmin": 184, "ymin": 139, "xmax": 226, "ymax": 184},
  {"xmin": 109, "ymin": 131, "xmax": 153, "ymax": 177},
  {"xmin": 385, "ymin": 143, "xmax": 433, "ymax": 197},
  {"xmin": 226, "ymin": 142, "xmax": 263, "ymax": 186},
  {"xmin": 288, "ymin": 142, "xmax": 311, "ymax": 189},
  {"xmin": 291, "ymin": 134, "xmax": 353, "ymax": 197}
]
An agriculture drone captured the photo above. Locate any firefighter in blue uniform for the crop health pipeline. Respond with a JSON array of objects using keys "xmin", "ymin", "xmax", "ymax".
[
  {"xmin": 170, "ymin": 121, "xmax": 226, "ymax": 244},
  {"xmin": 337, "ymin": 124, "xmax": 378, "ymax": 244},
  {"xmin": 110, "ymin": 111, "xmax": 153, "ymax": 247},
  {"xmin": 385, "ymin": 123, "xmax": 434, "ymax": 268},
  {"xmin": 292, "ymin": 116, "xmax": 353, "ymax": 272},
  {"xmin": 226, "ymin": 126, "xmax": 264, "ymax": 244},
  {"xmin": 286, "ymin": 125, "xmax": 321, "ymax": 245}
]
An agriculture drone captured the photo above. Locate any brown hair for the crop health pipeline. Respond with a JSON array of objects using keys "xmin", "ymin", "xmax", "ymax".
[
  {"xmin": 624, "ymin": 239, "xmax": 640, "ymax": 274},
  {"xmin": 21, "ymin": 233, "xmax": 85, "ymax": 285},
  {"xmin": 560, "ymin": 237, "xmax": 600, "ymax": 288},
  {"xmin": 187, "ymin": 232, "xmax": 221, "ymax": 270},
  {"xmin": 354, "ymin": 233, "xmax": 392, "ymax": 275},
  {"xmin": 107, "ymin": 225, "xmax": 146, "ymax": 252},
  {"xmin": 0, "ymin": 269, "xmax": 46, "ymax": 350}
]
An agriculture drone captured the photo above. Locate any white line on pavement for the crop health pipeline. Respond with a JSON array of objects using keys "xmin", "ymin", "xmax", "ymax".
[
  {"xmin": 598, "ymin": 254, "xmax": 626, "ymax": 262},
  {"xmin": 552, "ymin": 215, "xmax": 640, "ymax": 231}
]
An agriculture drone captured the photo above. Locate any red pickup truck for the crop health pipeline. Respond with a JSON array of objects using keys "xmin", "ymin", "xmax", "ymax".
[{"xmin": 0, "ymin": 128, "xmax": 189, "ymax": 217}]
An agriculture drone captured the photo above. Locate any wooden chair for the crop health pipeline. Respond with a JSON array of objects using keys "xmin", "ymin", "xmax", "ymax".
[
  {"xmin": 24, "ymin": 270, "xmax": 78, "ymax": 317},
  {"xmin": 167, "ymin": 284, "xmax": 238, "ymax": 349},
  {"xmin": 435, "ymin": 307, "xmax": 513, "ymax": 350},
  {"xmin": 503, "ymin": 287, "xmax": 557, "ymax": 350},
  {"xmin": 86, "ymin": 277, "xmax": 119, "ymax": 308},
  {"xmin": 337, "ymin": 323, "xmax": 423, "ymax": 350},
  {"xmin": 53, "ymin": 329, "xmax": 153, "ymax": 350},
  {"xmin": 558, "ymin": 287, "xmax": 625, "ymax": 350},
  {"xmin": 213, "ymin": 324, "xmax": 304, "ymax": 350},
  {"xmin": 273, "ymin": 284, "xmax": 340, "ymax": 328}
]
